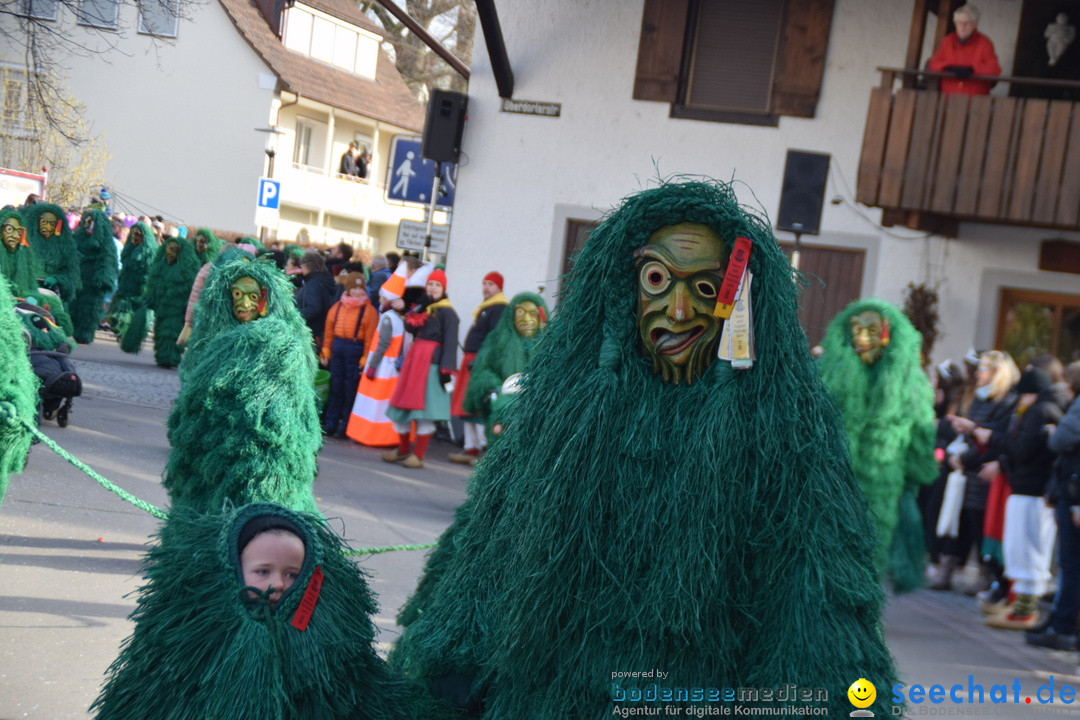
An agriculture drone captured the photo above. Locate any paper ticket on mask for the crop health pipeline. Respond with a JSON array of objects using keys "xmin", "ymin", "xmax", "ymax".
[
  {"xmin": 713, "ymin": 236, "xmax": 752, "ymax": 319},
  {"xmin": 718, "ymin": 270, "xmax": 754, "ymax": 369}
]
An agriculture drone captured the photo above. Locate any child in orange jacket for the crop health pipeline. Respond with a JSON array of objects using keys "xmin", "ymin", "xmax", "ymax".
[{"xmin": 321, "ymin": 271, "xmax": 378, "ymax": 438}]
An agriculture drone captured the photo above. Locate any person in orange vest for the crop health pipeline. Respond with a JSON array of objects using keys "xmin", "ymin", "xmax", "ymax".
[
  {"xmin": 347, "ymin": 286, "xmax": 415, "ymax": 447},
  {"xmin": 320, "ymin": 271, "xmax": 378, "ymax": 438}
]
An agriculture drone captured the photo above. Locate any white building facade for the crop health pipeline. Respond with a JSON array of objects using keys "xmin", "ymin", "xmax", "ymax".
[{"xmin": 445, "ymin": 0, "xmax": 1080, "ymax": 367}]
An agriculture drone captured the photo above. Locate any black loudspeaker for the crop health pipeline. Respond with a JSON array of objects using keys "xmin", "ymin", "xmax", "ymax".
[
  {"xmin": 422, "ymin": 89, "xmax": 468, "ymax": 164},
  {"xmin": 776, "ymin": 150, "xmax": 830, "ymax": 236}
]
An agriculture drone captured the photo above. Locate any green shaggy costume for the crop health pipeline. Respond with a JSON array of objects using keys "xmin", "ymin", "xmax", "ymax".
[
  {"xmin": 391, "ymin": 180, "xmax": 897, "ymax": 718},
  {"xmin": 1, "ymin": 208, "xmax": 76, "ymax": 337},
  {"xmin": 193, "ymin": 227, "xmax": 223, "ymax": 265},
  {"xmin": 0, "ymin": 276, "xmax": 37, "ymax": 509},
  {"xmin": 91, "ymin": 502, "xmax": 455, "ymax": 720},
  {"xmin": 107, "ymin": 222, "xmax": 156, "ymax": 340},
  {"xmin": 818, "ymin": 298, "xmax": 938, "ymax": 592},
  {"xmin": 0, "ymin": 208, "xmax": 42, "ymax": 296},
  {"xmin": 23, "ymin": 203, "xmax": 80, "ymax": 303},
  {"xmin": 70, "ymin": 209, "xmax": 119, "ymax": 344},
  {"xmin": 462, "ymin": 291, "xmax": 548, "ymax": 432},
  {"xmin": 164, "ymin": 257, "xmax": 320, "ymax": 515},
  {"xmin": 137, "ymin": 236, "xmax": 200, "ymax": 367}
]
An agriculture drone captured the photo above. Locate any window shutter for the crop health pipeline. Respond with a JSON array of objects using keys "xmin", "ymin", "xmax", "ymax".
[
  {"xmin": 771, "ymin": 0, "xmax": 835, "ymax": 118},
  {"xmin": 632, "ymin": 0, "xmax": 690, "ymax": 102}
]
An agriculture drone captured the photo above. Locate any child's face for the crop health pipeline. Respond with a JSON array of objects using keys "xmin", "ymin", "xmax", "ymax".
[
  {"xmin": 347, "ymin": 285, "xmax": 366, "ymax": 299},
  {"xmin": 241, "ymin": 530, "xmax": 305, "ymax": 605}
]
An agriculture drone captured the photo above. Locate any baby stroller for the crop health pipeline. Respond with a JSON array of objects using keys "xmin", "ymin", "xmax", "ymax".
[{"xmin": 16, "ymin": 300, "xmax": 81, "ymax": 428}]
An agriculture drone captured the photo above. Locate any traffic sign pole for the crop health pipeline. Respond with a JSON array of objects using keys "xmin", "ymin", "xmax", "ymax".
[{"xmin": 423, "ymin": 161, "xmax": 443, "ymax": 262}]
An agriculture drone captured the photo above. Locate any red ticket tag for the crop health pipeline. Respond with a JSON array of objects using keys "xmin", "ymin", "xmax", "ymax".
[
  {"xmin": 290, "ymin": 565, "xmax": 324, "ymax": 631},
  {"xmin": 713, "ymin": 236, "xmax": 752, "ymax": 319}
]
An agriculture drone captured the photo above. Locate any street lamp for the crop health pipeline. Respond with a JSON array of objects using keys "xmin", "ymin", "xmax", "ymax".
[{"xmin": 254, "ymin": 126, "xmax": 286, "ymax": 178}]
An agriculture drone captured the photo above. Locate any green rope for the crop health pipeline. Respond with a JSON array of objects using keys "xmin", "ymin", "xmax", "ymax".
[
  {"xmin": 12, "ymin": 415, "xmax": 438, "ymax": 554},
  {"xmin": 20, "ymin": 417, "xmax": 170, "ymax": 520},
  {"xmin": 346, "ymin": 542, "xmax": 436, "ymax": 556}
]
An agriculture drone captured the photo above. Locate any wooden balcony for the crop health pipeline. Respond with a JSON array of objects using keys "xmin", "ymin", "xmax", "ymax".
[{"xmin": 857, "ymin": 68, "xmax": 1080, "ymax": 236}]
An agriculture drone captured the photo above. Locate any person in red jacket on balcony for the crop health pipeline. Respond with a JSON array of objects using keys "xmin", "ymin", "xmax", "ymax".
[{"xmin": 928, "ymin": 4, "xmax": 1001, "ymax": 95}]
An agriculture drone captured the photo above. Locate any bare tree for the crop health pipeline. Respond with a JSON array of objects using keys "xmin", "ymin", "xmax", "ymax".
[
  {"xmin": 0, "ymin": 0, "xmax": 194, "ymax": 138},
  {"xmin": 360, "ymin": 0, "xmax": 475, "ymax": 98},
  {"xmin": 0, "ymin": 66, "xmax": 109, "ymax": 206}
]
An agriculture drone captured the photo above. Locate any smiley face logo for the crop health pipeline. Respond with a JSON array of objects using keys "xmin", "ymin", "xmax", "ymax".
[{"xmin": 848, "ymin": 678, "xmax": 876, "ymax": 709}]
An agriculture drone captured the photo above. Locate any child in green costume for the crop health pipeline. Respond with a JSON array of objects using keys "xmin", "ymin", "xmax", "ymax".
[
  {"xmin": 91, "ymin": 502, "xmax": 457, "ymax": 720},
  {"xmin": 817, "ymin": 298, "xmax": 939, "ymax": 592},
  {"xmin": 391, "ymin": 179, "xmax": 898, "ymax": 718},
  {"xmin": 165, "ymin": 256, "xmax": 321, "ymax": 515},
  {"xmin": 22, "ymin": 202, "xmax": 80, "ymax": 303},
  {"xmin": 0, "ymin": 276, "xmax": 38, "ymax": 509},
  {"xmin": 70, "ymin": 208, "xmax": 119, "ymax": 344}
]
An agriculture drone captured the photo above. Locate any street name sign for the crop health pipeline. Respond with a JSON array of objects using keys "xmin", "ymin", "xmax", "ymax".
[{"xmin": 397, "ymin": 219, "xmax": 449, "ymax": 254}]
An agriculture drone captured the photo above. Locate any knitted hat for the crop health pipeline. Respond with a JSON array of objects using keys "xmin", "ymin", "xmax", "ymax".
[
  {"xmin": 1017, "ymin": 367, "xmax": 1052, "ymax": 394},
  {"xmin": 336, "ymin": 271, "xmax": 365, "ymax": 293},
  {"xmin": 428, "ymin": 268, "xmax": 447, "ymax": 289},
  {"xmin": 483, "ymin": 271, "xmax": 504, "ymax": 290},
  {"xmin": 236, "ymin": 512, "xmax": 305, "ymax": 555}
]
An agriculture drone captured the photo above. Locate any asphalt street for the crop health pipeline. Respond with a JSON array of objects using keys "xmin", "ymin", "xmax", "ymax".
[{"xmin": 1, "ymin": 334, "xmax": 1080, "ymax": 719}]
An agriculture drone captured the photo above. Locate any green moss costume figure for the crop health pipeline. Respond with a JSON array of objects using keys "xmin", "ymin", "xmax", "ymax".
[
  {"xmin": 391, "ymin": 180, "xmax": 897, "ymax": 718},
  {"xmin": 107, "ymin": 221, "xmax": 155, "ymax": 340},
  {"xmin": 1, "ymin": 207, "xmax": 75, "ymax": 337},
  {"xmin": 461, "ymin": 291, "xmax": 548, "ymax": 441},
  {"xmin": 138, "ymin": 235, "xmax": 200, "ymax": 367},
  {"xmin": 70, "ymin": 209, "xmax": 119, "ymax": 344},
  {"xmin": 91, "ymin": 502, "xmax": 455, "ymax": 720},
  {"xmin": 23, "ymin": 202, "xmax": 80, "ymax": 303},
  {"xmin": 818, "ymin": 298, "xmax": 938, "ymax": 593},
  {"xmin": 0, "ymin": 208, "xmax": 41, "ymax": 296},
  {"xmin": 193, "ymin": 226, "xmax": 222, "ymax": 265},
  {"xmin": 164, "ymin": 257, "xmax": 321, "ymax": 515},
  {"xmin": 0, "ymin": 276, "xmax": 37, "ymax": 509}
]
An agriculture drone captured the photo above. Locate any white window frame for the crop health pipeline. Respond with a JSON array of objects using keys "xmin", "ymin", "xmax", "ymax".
[
  {"xmin": 77, "ymin": 0, "xmax": 120, "ymax": 29},
  {"xmin": 20, "ymin": 0, "xmax": 58, "ymax": 20},
  {"xmin": 138, "ymin": 0, "xmax": 179, "ymax": 37},
  {"xmin": 293, "ymin": 121, "xmax": 313, "ymax": 167},
  {"xmin": 0, "ymin": 68, "xmax": 31, "ymax": 137}
]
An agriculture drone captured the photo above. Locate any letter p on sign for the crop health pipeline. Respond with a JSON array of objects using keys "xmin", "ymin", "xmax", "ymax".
[{"xmin": 257, "ymin": 178, "xmax": 281, "ymax": 210}]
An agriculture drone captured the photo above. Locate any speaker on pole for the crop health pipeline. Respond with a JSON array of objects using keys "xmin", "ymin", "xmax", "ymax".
[
  {"xmin": 422, "ymin": 89, "xmax": 468, "ymax": 164},
  {"xmin": 776, "ymin": 150, "xmax": 830, "ymax": 236}
]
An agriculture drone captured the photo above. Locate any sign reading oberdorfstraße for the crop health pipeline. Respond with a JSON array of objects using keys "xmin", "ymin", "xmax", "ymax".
[{"xmin": 500, "ymin": 98, "xmax": 561, "ymax": 117}]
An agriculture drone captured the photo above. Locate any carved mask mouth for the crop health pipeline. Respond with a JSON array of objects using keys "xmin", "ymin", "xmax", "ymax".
[{"xmin": 650, "ymin": 325, "xmax": 705, "ymax": 355}]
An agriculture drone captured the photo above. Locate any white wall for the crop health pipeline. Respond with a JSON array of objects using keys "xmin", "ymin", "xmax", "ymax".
[
  {"xmin": 444, "ymin": 0, "xmax": 1074, "ymax": 366},
  {"xmin": 0, "ymin": 0, "xmax": 274, "ymax": 231}
]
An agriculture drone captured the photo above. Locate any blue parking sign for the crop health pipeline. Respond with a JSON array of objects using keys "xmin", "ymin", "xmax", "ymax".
[
  {"xmin": 257, "ymin": 178, "xmax": 280, "ymax": 210},
  {"xmin": 386, "ymin": 136, "xmax": 455, "ymax": 208}
]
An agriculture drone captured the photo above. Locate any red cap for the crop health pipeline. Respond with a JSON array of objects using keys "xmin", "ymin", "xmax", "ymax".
[
  {"xmin": 483, "ymin": 271, "xmax": 504, "ymax": 290},
  {"xmin": 428, "ymin": 269, "xmax": 448, "ymax": 290}
]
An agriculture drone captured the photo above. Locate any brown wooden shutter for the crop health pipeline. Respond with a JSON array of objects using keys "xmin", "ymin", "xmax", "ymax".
[
  {"xmin": 771, "ymin": 0, "xmax": 836, "ymax": 117},
  {"xmin": 632, "ymin": 0, "xmax": 690, "ymax": 102}
]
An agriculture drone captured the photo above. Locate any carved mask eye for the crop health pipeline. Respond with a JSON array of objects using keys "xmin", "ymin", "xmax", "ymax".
[{"xmin": 639, "ymin": 261, "xmax": 671, "ymax": 296}]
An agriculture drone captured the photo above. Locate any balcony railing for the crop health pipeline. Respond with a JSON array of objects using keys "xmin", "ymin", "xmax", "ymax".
[{"xmin": 857, "ymin": 68, "xmax": 1080, "ymax": 235}]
